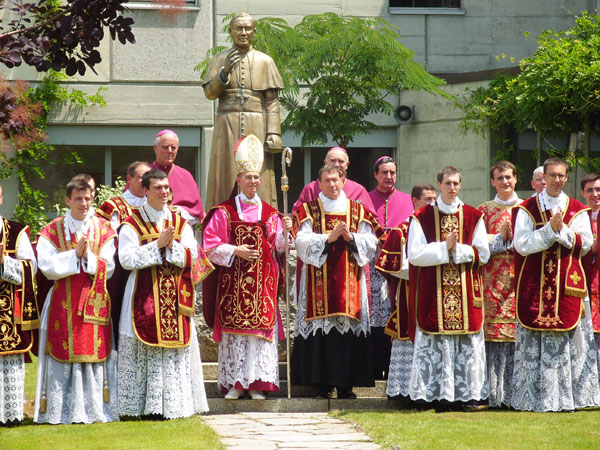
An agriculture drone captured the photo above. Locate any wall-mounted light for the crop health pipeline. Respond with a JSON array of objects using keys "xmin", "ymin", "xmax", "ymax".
[{"xmin": 394, "ymin": 105, "xmax": 415, "ymax": 124}]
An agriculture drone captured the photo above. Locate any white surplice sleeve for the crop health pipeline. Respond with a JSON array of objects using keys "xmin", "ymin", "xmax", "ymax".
[
  {"xmin": 118, "ymin": 223, "xmax": 162, "ymax": 270},
  {"xmin": 351, "ymin": 221, "xmax": 377, "ymax": 267},
  {"xmin": 296, "ymin": 219, "xmax": 328, "ymax": 268},
  {"xmin": 37, "ymin": 235, "xmax": 81, "ymax": 280},
  {"xmin": 1, "ymin": 231, "xmax": 37, "ymax": 285},
  {"xmin": 166, "ymin": 223, "xmax": 198, "ymax": 268},
  {"xmin": 514, "ymin": 209, "xmax": 592, "ymax": 256},
  {"xmin": 408, "ymin": 216, "xmax": 490, "ymax": 266},
  {"xmin": 82, "ymin": 238, "xmax": 116, "ymax": 279}
]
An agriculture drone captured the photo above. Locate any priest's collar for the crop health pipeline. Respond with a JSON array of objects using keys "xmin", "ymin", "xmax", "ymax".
[
  {"xmin": 375, "ymin": 187, "xmax": 395, "ymax": 199},
  {"xmin": 539, "ymin": 189, "xmax": 567, "ymax": 213},
  {"xmin": 238, "ymin": 192, "xmax": 261, "ymax": 205},
  {"xmin": 436, "ymin": 195, "xmax": 463, "ymax": 214},
  {"xmin": 64, "ymin": 209, "xmax": 92, "ymax": 241},
  {"xmin": 494, "ymin": 193, "xmax": 520, "ymax": 206},
  {"xmin": 151, "ymin": 160, "xmax": 174, "ymax": 176},
  {"xmin": 319, "ymin": 190, "xmax": 347, "ymax": 213}
]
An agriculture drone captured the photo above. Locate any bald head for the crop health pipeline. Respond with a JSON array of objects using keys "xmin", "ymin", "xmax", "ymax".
[{"xmin": 324, "ymin": 147, "xmax": 349, "ymax": 176}]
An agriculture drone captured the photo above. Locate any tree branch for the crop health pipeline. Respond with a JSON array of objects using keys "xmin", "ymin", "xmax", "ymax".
[{"xmin": 0, "ymin": 5, "xmax": 73, "ymax": 40}]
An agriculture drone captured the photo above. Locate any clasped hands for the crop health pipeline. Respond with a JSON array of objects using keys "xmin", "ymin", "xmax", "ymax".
[
  {"xmin": 157, "ymin": 227, "xmax": 175, "ymax": 251},
  {"xmin": 549, "ymin": 212, "xmax": 563, "ymax": 233},
  {"xmin": 327, "ymin": 222, "xmax": 353, "ymax": 244}
]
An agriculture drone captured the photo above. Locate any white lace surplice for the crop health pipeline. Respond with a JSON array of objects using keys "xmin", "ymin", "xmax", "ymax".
[
  {"xmin": 369, "ymin": 262, "xmax": 391, "ymax": 328},
  {"xmin": 118, "ymin": 324, "xmax": 208, "ymax": 418},
  {"xmin": 0, "ymin": 218, "xmax": 36, "ymax": 423},
  {"xmin": 117, "ymin": 204, "xmax": 207, "ymax": 417},
  {"xmin": 294, "ymin": 192, "xmax": 377, "ymax": 339},
  {"xmin": 386, "ymin": 340, "xmax": 414, "ymax": 398},
  {"xmin": 486, "ymin": 341, "xmax": 514, "ymax": 407},
  {"xmin": 218, "ymin": 328, "xmax": 280, "ymax": 392},
  {"xmin": 512, "ymin": 190, "xmax": 600, "ymax": 411},
  {"xmin": 407, "ymin": 197, "xmax": 490, "ymax": 402}
]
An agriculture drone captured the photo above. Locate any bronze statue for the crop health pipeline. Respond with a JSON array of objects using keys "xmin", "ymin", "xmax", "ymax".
[{"xmin": 202, "ymin": 12, "xmax": 283, "ymax": 208}]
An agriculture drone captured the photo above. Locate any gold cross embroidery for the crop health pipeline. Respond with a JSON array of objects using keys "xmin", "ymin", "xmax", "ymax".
[
  {"xmin": 88, "ymin": 292, "xmax": 105, "ymax": 315},
  {"xmin": 570, "ymin": 271, "xmax": 582, "ymax": 284},
  {"xmin": 181, "ymin": 284, "xmax": 191, "ymax": 302},
  {"xmin": 24, "ymin": 302, "xmax": 35, "ymax": 316}
]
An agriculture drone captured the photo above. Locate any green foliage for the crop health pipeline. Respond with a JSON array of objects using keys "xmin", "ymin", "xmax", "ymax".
[
  {"xmin": 458, "ymin": 11, "xmax": 600, "ymax": 168},
  {"xmin": 196, "ymin": 13, "xmax": 449, "ymax": 148},
  {"xmin": 0, "ymin": 70, "xmax": 107, "ymax": 235}
]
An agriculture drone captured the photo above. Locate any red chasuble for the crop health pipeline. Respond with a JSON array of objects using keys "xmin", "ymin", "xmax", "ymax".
[
  {"xmin": 123, "ymin": 209, "xmax": 194, "ymax": 348},
  {"xmin": 477, "ymin": 201, "xmax": 517, "ymax": 342},
  {"xmin": 409, "ymin": 203, "xmax": 484, "ymax": 340},
  {"xmin": 292, "ymin": 198, "xmax": 380, "ymax": 321},
  {"xmin": 97, "ymin": 196, "xmax": 137, "ymax": 224},
  {"xmin": 39, "ymin": 216, "xmax": 115, "ymax": 363},
  {"xmin": 583, "ymin": 210, "xmax": 600, "ymax": 332},
  {"xmin": 513, "ymin": 196, "xmax": 589, "ymax": 332},
  {"xmin": 376, "ymin": 221, "xmax": 410, "ymax": 341},
  {"xmin": 203, "ymin": 199, "xmax": 280, "ymax": 339},
  {"xmin": 0, "ymin": 219, "xmax": 39, "ymax": 356}
]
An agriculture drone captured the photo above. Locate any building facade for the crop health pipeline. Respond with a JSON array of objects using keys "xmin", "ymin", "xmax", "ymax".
[{"xmin": 1, "ymin": 0, "xmax": 597, "ymax": 218}]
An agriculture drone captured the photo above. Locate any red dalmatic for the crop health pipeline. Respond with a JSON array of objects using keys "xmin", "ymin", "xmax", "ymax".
[
  {"xmin": 477, "ymin": 201, "xmax": 517, "ymax": 342},
  {"xmin": 39, "ymin": 216, "xmax": 115, "ymax": 363},
  {"xmin": 376, "ymin": 221, "xmax": 410, "ymax": 341},
  {"xmin": 293, "ymin": 198, "xmax": 380, "ymax": 321},
  {"xmin": 583, "ymin": 210, "xmax": 600, "ymax": 332},
  {"xmin": 409, "ymin": 203, "xmax": 484, "ymax": 340},
  {"xmin": 514, "ymin": 196, "xmax": 589, "ymax": 331},
  {"xmin": 124, "ymin": 209, "xmax": 194, "ymax": 348}
]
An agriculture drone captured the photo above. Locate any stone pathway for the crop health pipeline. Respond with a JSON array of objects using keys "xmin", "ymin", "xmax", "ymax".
[{"xmin": 203, "ymin": 412, "xmax": 381, "ymax": 449}]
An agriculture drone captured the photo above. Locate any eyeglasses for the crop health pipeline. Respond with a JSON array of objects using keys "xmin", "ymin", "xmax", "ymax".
[{"xmin": 547, "ymin": 173, "xmax": 567, "ymax": 180}]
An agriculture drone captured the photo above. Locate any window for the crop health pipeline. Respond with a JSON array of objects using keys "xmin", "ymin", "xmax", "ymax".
[
  {"xmin": 389, "ymin": 0, "xmax": 463, "ymax": 14},
  {"xmin": 390, "ymin": 0, "xmax": 459, "ymax": 6}
]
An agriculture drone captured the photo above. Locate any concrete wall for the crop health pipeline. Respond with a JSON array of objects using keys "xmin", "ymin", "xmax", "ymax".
[
  {"xmin": 396, "ymin": 81, "xmax": 491, "ymax": 207},
  {"xmin": 215, "ymin": 0, "xmax": 594, "ymax": 73}
]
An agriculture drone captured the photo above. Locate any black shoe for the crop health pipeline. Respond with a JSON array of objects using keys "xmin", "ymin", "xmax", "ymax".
[
  {"xmin": 336, "ymin": 388, "xmax": 357, "ymax": 399},
  {"xmin": 316, "ymin": 388, "xmax": 332, "ymax": 399}
]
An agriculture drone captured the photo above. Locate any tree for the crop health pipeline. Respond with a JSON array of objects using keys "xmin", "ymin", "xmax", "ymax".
[
  {"xmin": 0, "ymin": 0, "xmax": 135, "ymax": 76},
  {"xmin": 197, "ymin": 13, "xmax": 450, "ymax": 149},
  {"xmin": 458, "ymin": 11, "xmax": 600, "ymax": 169}
]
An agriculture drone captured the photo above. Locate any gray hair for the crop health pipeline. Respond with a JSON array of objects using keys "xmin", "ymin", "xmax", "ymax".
[
  {"xmin": 532, "ymin": 166, "xmax": 544, "ymax": 179},
  {"xmin": 154, "ymin": 132, "xmax": 179, "ymax": 147}
]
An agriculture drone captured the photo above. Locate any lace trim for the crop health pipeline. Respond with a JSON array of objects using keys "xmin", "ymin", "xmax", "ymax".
[
  {"xmin": 1, "ymin": 256, "xmax": 22, "ymax": 285},
  {"xmin": 0, "ymin": 354, "xmax": 25, "ymax": 423},
  {"xmin": 207, "ymin": 244, "xmax": 236, "ymax": 267},
  {"xmin": 217, "ymin": 331, "xmax": 279, "ymax": 390}
]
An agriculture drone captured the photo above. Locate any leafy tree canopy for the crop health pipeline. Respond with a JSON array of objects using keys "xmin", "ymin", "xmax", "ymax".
[
  {"xmin": 0, "ymin": 0, "xmax": 135, "ymax": 76},
  {"xmin": 197, "ymin": 12, "xmax": 449, "ymax": 148},
  {"xmin": 459, "ymin": 11, "xmax": 600, "ymax": 138}
]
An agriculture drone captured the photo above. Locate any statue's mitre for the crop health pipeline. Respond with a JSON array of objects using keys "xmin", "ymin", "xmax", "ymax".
[{"xmin": 234, "ymin": 134, "xmax": 264, "ymax": 174}]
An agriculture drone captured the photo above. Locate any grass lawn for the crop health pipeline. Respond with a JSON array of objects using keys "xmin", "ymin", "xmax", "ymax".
[
  {"xmin": 334, "ymin": 408, "xmax": 600, "ymax": 450},
  {"xmin": 1, "ymin": 356, "xmax": 225, "ymax": 450}
]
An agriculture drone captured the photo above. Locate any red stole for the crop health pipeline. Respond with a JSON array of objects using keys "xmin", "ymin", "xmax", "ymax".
[
  {"xmin": 40, "ymin": 216, "xmax": 115, "ymax": 363},
  {"xmin": 583, "ymin": 210, "xmax": 600, "ymax": 332},
  {"xmin": 409, "ymin": 203, "xmax": 484, "ymax": 340},
  {"xmin": 376, "ymin": 222, "xmax": 410, "ymax": 340},
  {"xmin": 124, "ymin": 209, "xmax": 194, "ymax": 348},
  {"xmin": 514, "ymin": 196, "xmax": 589, "ymax": 331},
  {"xmin": 209, "ymin": 199, "xmax": 280, "ymax": 338},
  {"xmin": 0, "ymin": 219, "xmax": 39, "ymax": 355},
  {"xmin": 293, "ymin": 198, "xmax": 377, "ymax": 321},
  {"xmin": 477, "ymin": 201, "xmax": 517, "ymax": 342},
  {"xmin": 97, "ymin": 196, "xmax": 137, "ymax": 223}
]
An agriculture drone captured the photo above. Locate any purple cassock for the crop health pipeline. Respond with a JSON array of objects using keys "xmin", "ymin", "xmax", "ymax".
[
  {"xmin": 368, "ymin": 188, "xmax": 413, "ymax": 231},
  {"xmin": 151, "ymin": 161, "xmax": 205, "ymax": 221},
  {"xmin": 292, "ymin": 178, "xmax": 375, "ymax": 215}
]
